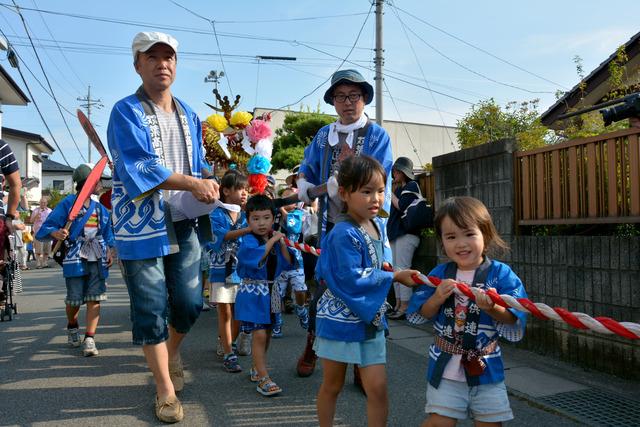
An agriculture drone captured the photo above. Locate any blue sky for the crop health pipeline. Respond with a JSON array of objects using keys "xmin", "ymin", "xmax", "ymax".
[{"xmin": 0, "ymin": 0, "xmax": 638, "ymax": 167}]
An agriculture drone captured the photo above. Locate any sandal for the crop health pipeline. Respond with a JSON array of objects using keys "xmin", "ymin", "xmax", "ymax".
[
  {"xmin": 256, "ymin": 376, "xmax": 282, "ymax": 396},
  {"xmin": 249, "ymin": 367, "xmax": 260, "ymax": 382}
]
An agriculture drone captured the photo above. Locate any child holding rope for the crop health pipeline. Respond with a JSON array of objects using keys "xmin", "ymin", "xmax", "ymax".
[
  {"xmin": 407, "ymin": 196, "xmax": 528, "ymax": 426},
  {"xmin": 314, "ymin": 155, "xmax": 418, "ymax": 427},
  {"xmin": 208, "ymin": 169, "xmax": 250, "ymax": 372},
  {"xmin": 234, "ymin": 194, "xmax": 293, "ymax": 396}
]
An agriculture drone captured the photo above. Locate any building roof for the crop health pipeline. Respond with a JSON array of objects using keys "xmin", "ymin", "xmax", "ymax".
[
  {"xmin": 0, "ymin": 64, "xmax": 29, "ymax": 106},
  {"xmin": 540, "ymin": 30, "xmax": 640, "ymax": 129},
  {"xmin": 2, "ymin": 126, "xmax": 55, "ymax": 153},
  {"xmin": 42, "ymin": 157, "xmax": 73, "ymax": 173}
]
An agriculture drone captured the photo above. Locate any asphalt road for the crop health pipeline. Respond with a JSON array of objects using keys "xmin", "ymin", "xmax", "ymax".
[{"xmin": 0, "ymin": 265, "xmax": 584, "ymax": 426}]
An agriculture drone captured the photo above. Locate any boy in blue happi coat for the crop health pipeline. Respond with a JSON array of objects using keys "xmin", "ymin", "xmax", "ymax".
[
  {"xmin": 234, "ymin": 194, "xmax": 294, "ymax": 396},
  {"xmin": 36, "ymin": 164, "xmax": 115, "ymax": 357}
]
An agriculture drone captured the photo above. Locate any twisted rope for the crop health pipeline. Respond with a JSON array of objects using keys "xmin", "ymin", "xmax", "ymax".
[
  {"xmin": 282, "ymin": 237, "xmax": 322, "ymax": 256},
  {"xmin": 410, "ymin": 274, "xmax": 640, "ymax": 341}
]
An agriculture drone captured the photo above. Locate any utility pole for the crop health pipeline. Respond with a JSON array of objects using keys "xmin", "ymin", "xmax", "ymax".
[
  {"xmin": 375, "ymin": 0, "xmax": 384, "ymax": 127},
  {"xmin": 77, "ymin": 85, "xmax": 103, "ymax": 163}
]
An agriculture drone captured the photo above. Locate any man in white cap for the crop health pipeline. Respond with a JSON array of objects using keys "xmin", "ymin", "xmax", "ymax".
[
  {"xmin": 107, "ymin": 31, "xmax": 219, "ymax": 423},
  {"xmin": 294, "ymin": 69, "xmax": 393, "ymax": 384}
]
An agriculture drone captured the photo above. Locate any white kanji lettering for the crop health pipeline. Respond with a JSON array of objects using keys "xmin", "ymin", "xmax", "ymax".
[
  {"xmin": 469, "ymin": 304, "xmax": 480, "ymax": 314},
  {"xmin": 444, "ymin": 307, "xmax": 454, "ymax": 318},
  {"xmin": 464, "ymin": 321, "xmax": 478, "ymax": 335},
  {"xmin": 442, "ymin": 325, "xmax": 454, "ymax": 338}
]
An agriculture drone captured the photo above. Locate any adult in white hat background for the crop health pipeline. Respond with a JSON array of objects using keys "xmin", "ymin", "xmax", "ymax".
[
  {"xmin": 294, "ymin": 69, "xmax": 394, "ymax": 384},
  {"xmin": 107, "ymin": 31, "xmax": 219, "ymax": 423}
]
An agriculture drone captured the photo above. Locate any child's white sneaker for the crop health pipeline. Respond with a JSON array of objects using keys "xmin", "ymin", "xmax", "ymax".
[{"xmin": 82, "ymin": 337, "xmax": 99, "ymax": 357}]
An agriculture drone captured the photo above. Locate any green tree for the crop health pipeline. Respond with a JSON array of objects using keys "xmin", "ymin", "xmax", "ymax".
[
  {"xmin": 456, "ymin": 98, "xmax": 548, "ymax": 150},
  {"xmin": 44, "ymin": 189, "xmax": 68, "ymax": 209},
  {"xmin": 271, "ymin": 110, "xmax": 335, "ymax": 171}
]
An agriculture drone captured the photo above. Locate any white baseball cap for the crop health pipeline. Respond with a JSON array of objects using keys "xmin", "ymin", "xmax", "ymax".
[{"xmin": 131, "ymin": 32, "xmax": 179, "ymax": 60}]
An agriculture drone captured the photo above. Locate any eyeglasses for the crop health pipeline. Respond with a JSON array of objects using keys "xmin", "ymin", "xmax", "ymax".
[{"xmin": 333, "ymin": 93, "xmax": 363, "ymax": 103}]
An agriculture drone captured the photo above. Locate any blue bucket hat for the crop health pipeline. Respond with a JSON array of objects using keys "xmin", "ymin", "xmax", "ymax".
[{"xmin": 323, "ymin": 69, "xmax": 374, "ymax": 106}]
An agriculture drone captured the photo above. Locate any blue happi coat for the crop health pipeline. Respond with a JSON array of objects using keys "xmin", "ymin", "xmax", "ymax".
[
  {"xmin": 407, "ymin": 260, "xmax": 527, "ymax": 386},
  {"xmin": 315, "ymin": 216, "xmax": 394, "ymax": 342},
  {"xmin": 234, "ymin": 234, "xmax": 294, "ymax": 324},
  {"xmin": 36, "ymin": 195, "xmax": 114, "ymax": 278},
  {"xmin": 208, "ymin": 207, "xmax": 247, "ymax": 284},
  {"xmin": 299, "ymin": 122, "xmax": 393, "ymax": 241},
  {"xmin": 106, "ymin": 93, "xmax": 208, "ymax": 260}
]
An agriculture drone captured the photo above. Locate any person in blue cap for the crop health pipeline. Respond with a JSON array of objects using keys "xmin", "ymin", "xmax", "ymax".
[{"xmin": 294, "ymin": 69, "xmax": 393, "ymax": 381}]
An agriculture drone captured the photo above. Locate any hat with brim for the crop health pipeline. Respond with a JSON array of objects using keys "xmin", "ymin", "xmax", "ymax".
[
  {"xmin": 393, "ymin": 157, "xmax": 416, "ymax": 180},
  {"xmin": 73, "ymin": 163, "xmax": 93, "ymax": 183},
  {"xmin": 323, "ymin": 69, "xmax": 374, "ymax": 106},
  {"xmin": 285, "ymin": 164, "xmax": 301, "ymax": 187},
  {"xmin": 132, "ymin": 31, "xmax": 179, "ymax": 60}
]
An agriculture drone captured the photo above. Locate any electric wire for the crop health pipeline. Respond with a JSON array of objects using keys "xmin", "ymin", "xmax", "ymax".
[
  {"xmin": 0, "ymin": 31, "xmax": 72, "ymax": 166},
  {"xmin": 32, "ymin": 0, "xmax": 86, "ymax": 92},
  {"xmin": 383, "ymin": 79, "xmax": 423, "ymax": 165},
  {"xmin": 389, "ymin": 3, "xmax": 457, "ymax": 148},
  {"xmin": 276, "ymin": 2, "xmax": 374, "ymax": 111},
  {"xmin": 389, "ymin": 2, "xmax": 568, "ymax": 90},
  {"xmin": 397, "ymin": 16, "xmax": 554, "ymax": 95},
  {"xmin": 11, "ymin": 1, "xmax": 85, "ymax": 162}
]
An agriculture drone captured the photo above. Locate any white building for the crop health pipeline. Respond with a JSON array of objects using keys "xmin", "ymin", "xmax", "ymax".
[
  {"xmin": 2, "ymin": 127, "xmax": 55, "ymax": 204},
  {"xmin": 252, "ymin": 107, "xmax": 458, "ymax": 179},
  {"xmin": 41, "ymin": 156, "xmax": 74, "ymax": 193}
]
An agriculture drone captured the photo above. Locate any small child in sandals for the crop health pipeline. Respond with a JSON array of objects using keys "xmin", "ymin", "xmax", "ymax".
[{"xmin": 234, "ymin": 194, "xmax": 294, "ymax": 396}]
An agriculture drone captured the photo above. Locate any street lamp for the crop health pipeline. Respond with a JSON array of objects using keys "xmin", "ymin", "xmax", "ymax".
[{"xmin": 204, "ymin": 70, "xmax": 225, "ymax": 108}]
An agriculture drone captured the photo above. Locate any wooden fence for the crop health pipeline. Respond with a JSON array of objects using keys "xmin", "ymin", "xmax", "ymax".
[
  {"xmin": 417, "ymin": 172, "xmax": 435, "ymax": 206},
  {"xmin": 515, "ymin": 127, "xmax": 640, "ymax": 225}
]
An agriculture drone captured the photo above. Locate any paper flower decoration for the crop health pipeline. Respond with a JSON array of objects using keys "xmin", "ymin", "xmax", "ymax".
[
  {"xmin": 254, "ymin": 139, "xmax": 273, "ymax": 159},
  {"xmin": 206, "ymin": 114, "xmax": 228, "ymax": 132},
  {"xmin": 247, "ymin": 154, "xmax": 271, "ymax": 175},
  {"xmin": 246, "ymin": 119, "xmax": 272, "ymax": 142},
  {"xmin": 248, "ymin": 174, "xmax": 269, "ymax": 194},
  {"xmin": 230, "ymin": 111, "xmax": 253, "ymax": 128}
]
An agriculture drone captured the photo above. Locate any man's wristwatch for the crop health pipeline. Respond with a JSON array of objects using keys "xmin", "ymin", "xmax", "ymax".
[{"xmin": 5, "ymin": 213, "xmax": 15, "ymax": 220}]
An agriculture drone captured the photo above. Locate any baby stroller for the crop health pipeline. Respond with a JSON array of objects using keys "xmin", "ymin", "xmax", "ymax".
[{"xmin": 0, "ymin": 229, "xmax": 18, "ymax": 321}]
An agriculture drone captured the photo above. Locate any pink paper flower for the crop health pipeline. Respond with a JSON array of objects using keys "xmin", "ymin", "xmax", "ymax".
[{"xmin": 246, "ymin": 119, "xmax": 272, "ymax": 143}]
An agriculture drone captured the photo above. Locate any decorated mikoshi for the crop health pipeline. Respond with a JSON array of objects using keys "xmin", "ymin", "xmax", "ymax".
[
  {"xmin": 202, "ymin": 89, "xmax": 274, "ymax": 194},
  {"xmin": 279, "ymin": 238, "xmax": 640, "ymax": 340}
]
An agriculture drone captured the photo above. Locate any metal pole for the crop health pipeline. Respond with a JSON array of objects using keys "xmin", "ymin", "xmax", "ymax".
[
  {"xmin": 375, "ymin": 0, "xmax": 384, "ymax": 127},
  {"xmin": 87, "ymin": 85, "xmax": 91, "ymax": 163}
]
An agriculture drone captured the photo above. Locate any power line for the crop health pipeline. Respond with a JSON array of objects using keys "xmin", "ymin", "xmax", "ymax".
[
  {"xmin": 383, "ymin": 80, "xmax": 423, "ymax": 165},
  {"xmin": 0, "ymin": 30, "xmax": 72, "ymax": 166},
  {"xmin": 390, "ymin": 5, "xmax": 457, "ymax": 149},
  {"xmin": 389, "ymin": 2, "xmax": 568, "ymax": 90},
  {"xmin": 393, "ymin": 12, "xmax": 554, "ymax": 95},
  {"xmin": 382, "ymin": 95, "xmax": 463, "ymax": 117},
  {"xmin": 32, "ymin": 0, "xmax": 86, "ymax": 91},
  {"xmin": 11, "ymin": 0, "xmax": 85, "ymax": 162},
  {"xmin": 276, "ymin": 1, "xmax": 374, "ymax": 111},
  {"xmin": 0, "ymin": 3, "xmax": 372, "ymax": 51},
  {"xmin": 215, "ymin": 11, "xmax": 370, "ymax": 25}
]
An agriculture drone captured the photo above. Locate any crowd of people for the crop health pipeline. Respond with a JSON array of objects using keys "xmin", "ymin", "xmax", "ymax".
[{"xmin": 1, "ymin": 30, "xmax": 531, "ymax": 427}]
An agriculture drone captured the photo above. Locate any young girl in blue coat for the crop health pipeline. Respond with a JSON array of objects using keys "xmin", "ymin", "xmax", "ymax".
[
  {"xmin": 314, "ymin": 155, "xmax": 418, "ymax": 427},
  {"xmin": 407, "ymin": 196, "xmax": 527, "ymax": 426},
  {"xmin": 36, "ymin": 165, "xmax": 115, "ymax": 357}
]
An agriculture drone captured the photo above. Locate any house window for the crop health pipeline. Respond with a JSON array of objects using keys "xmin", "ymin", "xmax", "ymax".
[{"xmin": 52, "ymin": 180, "xmax": 65, "ymax": 191}]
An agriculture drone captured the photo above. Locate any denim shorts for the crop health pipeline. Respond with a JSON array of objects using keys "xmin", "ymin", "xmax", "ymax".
[
  {"xmin": 425, "ymin": 378, "xmax": 513, "ymax": 422},
  {"xmin": 121, "ymin": 220, "xmax": 203, "ymax": 345},
  {"xmin": 241, "ymin": 313, "xmax": 278, "ymax": 333},
  {"xmin": 65, "ymin": 261, "xmax": 107, "ymax": 306}
]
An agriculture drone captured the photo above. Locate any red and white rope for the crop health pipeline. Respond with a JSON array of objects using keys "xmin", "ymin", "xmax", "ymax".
[
  {"xmin": 411, "ymin": 274, "xmax": 640, "ymax": 341},
  {"xmin": 282, "ymin": 237, "xmax": 322, "ymax": 256}
]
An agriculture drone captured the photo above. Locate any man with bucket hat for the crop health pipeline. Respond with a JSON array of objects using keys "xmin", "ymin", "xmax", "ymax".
[
  {"xmin": 294, "ymin": 69, "xmax": 393, "ymax": 380},
  {"xmin": 107, "ymin": 31, "xmax": 219, "ymax": 423}
]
